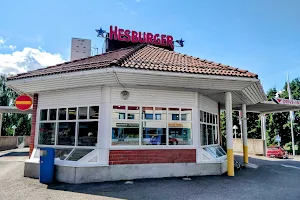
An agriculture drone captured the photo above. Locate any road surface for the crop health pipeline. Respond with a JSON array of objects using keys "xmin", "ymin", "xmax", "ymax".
[{"xmin": 0, "ymin": 149, "xmax": 300, "ymax": 200}]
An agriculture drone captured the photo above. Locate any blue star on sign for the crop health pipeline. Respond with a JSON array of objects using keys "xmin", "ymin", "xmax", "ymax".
[
  {"xmin": 176, "ymin": 38, "xmax": 184, "ymax": 47},
  {"xmin": 95, "ymin": 27, "xmax": 106, "ymax": 37}
]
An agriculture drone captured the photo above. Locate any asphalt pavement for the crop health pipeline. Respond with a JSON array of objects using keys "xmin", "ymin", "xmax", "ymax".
[{"xmin": 0, "ymin": 149, "xmax": 300, "ymax": 200}]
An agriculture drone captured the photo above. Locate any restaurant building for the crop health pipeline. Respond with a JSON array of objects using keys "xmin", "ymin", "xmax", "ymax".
[{"xmin": 6, "ymin": 27, "xmax": 268, "ymax": 183}]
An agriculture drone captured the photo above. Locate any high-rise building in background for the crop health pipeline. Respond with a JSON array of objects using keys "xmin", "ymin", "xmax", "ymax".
[{"xmin": 70, "ymin": 38, "xmax": 91, "ymax": 61}]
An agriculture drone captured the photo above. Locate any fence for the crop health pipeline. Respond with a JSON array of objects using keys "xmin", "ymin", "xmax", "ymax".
[
  {"xmin": 233, "ymin": 138, "xmax": 264, "ymax": 155},
  {"xmin": 0, "ymin": 136, "xmax": 30, "ymax": 151}
]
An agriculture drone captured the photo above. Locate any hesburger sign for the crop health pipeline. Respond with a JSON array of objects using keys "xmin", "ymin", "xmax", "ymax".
[{"xmin": 15, "ymin": 95, "xmax": 33, "ymax": 111}]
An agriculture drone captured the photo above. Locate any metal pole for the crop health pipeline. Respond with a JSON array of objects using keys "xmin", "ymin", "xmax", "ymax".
[
  {"xmin": 261, "ymin": 114, "xmax": 267, "ymax": 156},
  {"xmin": 290, "ymin": 112, "xmax": 295, "ymax": 156},
  {"xmin": 242, "ymin": 104, "xmax": 248, "ymax": 164},
  {"xmin": 225, "ymin": 92, "xmax": 234, "ymax": 177},
  {"xmin": 0, "ymin": 113, "xmax": 2, "ymax": 136}
]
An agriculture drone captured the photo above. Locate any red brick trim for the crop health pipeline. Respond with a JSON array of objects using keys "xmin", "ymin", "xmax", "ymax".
[
  {"xmin": 109, "ymin": 149, "xmax": 196, "ymax": 165},
  {"xmin": 29, "ymin": 93, "xmax": 38, "ymax": 158}
]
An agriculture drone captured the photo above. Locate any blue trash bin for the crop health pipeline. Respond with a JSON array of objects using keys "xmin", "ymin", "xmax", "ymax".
[{"xmin": 40, "ymin": 147, "xmax": 55, "ymax": 184}]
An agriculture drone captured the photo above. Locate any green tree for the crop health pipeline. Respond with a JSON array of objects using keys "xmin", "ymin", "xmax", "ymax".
[{"xmin": 0, "ymin": 75, "xmax": 31, "ymax": 136}]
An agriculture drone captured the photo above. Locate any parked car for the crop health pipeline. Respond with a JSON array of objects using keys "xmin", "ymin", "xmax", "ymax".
[
  {"xmin": 267, "ymin": 146, "xmax": 288, "ymax": 159},
  {"xmin": 169, "ymin": 137, "xmax": 178, "ymax": 145}
]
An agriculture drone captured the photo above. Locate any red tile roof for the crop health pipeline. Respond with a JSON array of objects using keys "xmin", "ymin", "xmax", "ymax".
[{"xmin": 7, "ymin": 44, "xmax": 258, "ymax": 80}]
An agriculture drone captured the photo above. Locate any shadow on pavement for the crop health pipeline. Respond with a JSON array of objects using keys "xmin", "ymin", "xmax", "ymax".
[
  {"xmin": 0, "ymin": 152, "xmax": 29, "ymax": 157},
  {"xmin": 45, "ymin": 157, "xmax": 300, "ymax": 200}
]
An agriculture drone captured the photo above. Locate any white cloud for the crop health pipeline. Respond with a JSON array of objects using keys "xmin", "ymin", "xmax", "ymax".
[
  {"xmin": 8, "ymin": 45, "xmax": 16, "ymax": 51},
  {"xmin": 0, "ymin": 37, "xmax": 17, "ymax": 51},
  {"xmin": 0, "ymin": 37, "xmax": 5, "ymax": 45},
  {"xmin": 0, "ymin": 47, "xmax": 65, "ymax": 75}
]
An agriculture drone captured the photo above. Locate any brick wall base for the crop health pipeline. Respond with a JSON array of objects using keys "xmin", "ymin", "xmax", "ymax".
[
  {"xmin": 109, "ymin": 149, "xmax": 196, "ymax": 165},
  {"xmin": 29, "ymin": 94, "xmax": 38, "ymax": 158}
]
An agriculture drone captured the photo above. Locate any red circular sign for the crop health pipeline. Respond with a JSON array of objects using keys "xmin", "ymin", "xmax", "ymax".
[{"xmin": 15, "ymin": 95, "xmax": 33, "ymax": 111}]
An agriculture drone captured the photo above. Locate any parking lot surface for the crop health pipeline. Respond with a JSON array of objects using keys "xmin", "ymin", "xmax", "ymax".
[{"xmin": 0, "ymin": 149, "xmax": 300, "ymax": 200}]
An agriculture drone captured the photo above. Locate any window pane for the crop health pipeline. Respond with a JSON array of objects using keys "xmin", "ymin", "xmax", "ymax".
[
  {"xmin": 79, "ymin": 107, "xmax": 88, "ymax": 119},
  {"xmin": 112, "ymin": 105, "xmax": 126, "ymax": 120},
  {"xmin": 38, "ymin": 123, "xmax": 55, "ymax": 145},
  {"xmin": 128, "ymin": 106, "xmax": 139, "ymax": 120},
  {"xmin": 89, "ymin": 106, "xmax": 99, "ymax": 119},
  {"xmin": 204, "ymin": 147, "xmax": 217, "ymax": 158},
  {"xmin": 216, "ymin": 146, "xmax": 226, "ymax": 156},
  {"xmin": 49, "ymin": 109, "xmax": 57, "ymax": 120},
  {"xmin": 142, "ymin": 107, "xmax": 154, "ymax": 120},
  {"xmin": 78, "ymin": 122, "xmax": 98, "ymax": 146},
  {"xmin": 181, "ymin": 108, "xmax": 192, "ymax": 121},
  {"xmin": 214, "ymin": 126, "xmax": 219, "ymax": 144},
  {"xmin": 155, "ymin": 114, "xmax": 161, "ymax": 120},
  {"xmin": 207, "ymin": 125, "xmax": 213, "ymax": 145},
  {"xmin": 67, "ymin": 149, "xmax": 93, "ymax": 161},
  {"xmin": 168, "ymin": 122, "xmax": 192, "ymax": 145},
  {"xmin": 201, "ymin": 124, "xmax": 208, "ymax": 146},
  {"xmin": 204, "ymin": 112, "xmax": 207, "ymax": 123},
  {"xmin": 57, "ymin": 122, "xmax": 76, "ymax": 145},
  {"xmin": 142, "ymin": 121, "xmax": 167, "ymax": 145},
  {"xmin": 68, "ymin": 107, "xmax": 77, "ymax": 120},
  {"xmin": 40, "ymin": 109, "xmax": 48, "ymax": 121},
  {"xmin": 55, "ymin": 148, "xmax": 73, "ymax": 160},
  {"xmin": 111, "ymin": 121, "xmax": 139, "ymax": 145},
  {"xmin": 200, "ymin": 111, "xmax": 203, "ymax": 122},
  {"xmin": 169, "ymin": 108, "xmax": 180, "ymax": 121},
  {"xmin": 209, "ymin": 146, "xmax": 224, "ymax": 158},
  {"xmin": 155, "ymin": 107, "xmax": 166, "ymax": 120},
  {"xmin": 59, "ymin": 108, "xmax": 67, "ymax": 120}
]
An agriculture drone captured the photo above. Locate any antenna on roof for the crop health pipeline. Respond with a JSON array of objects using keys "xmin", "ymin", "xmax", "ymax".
[{"xmin": 91, "ymin": 47, "xmax": 99, "ymax": 56}]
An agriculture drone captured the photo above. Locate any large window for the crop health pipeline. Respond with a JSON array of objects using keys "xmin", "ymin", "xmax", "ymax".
[
  {"xmin": 200, "ymin": 111, "xmax": 219, "ymax": 146},
  {"xmin": 112, "ymin": 105, "xmax": 192, "ymax": 146},
  {"xmin": 38, "ymin": 106, "xmax": 99, "ymax": 147}
]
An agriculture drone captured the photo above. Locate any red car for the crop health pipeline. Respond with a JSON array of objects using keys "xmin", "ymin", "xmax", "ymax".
[{"xmin": 267, "ymin": 146, "xmax": 288, "ymax": 159}]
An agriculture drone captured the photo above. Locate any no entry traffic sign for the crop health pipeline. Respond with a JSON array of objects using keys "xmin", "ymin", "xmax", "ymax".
[{"xmin": 15, "ymin": 95, "xmax": 33, "ymax": 111}]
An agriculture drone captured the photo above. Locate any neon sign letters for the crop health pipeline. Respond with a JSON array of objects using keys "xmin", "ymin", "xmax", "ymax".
[{"xmin": 109, "ymin": 25, "xmax": 174, "ymax": 50}]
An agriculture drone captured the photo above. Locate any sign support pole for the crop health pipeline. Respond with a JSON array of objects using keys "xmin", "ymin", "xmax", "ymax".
[{"xmin": 290, "ymin": 114, "xmax": 295, "ymax": 156}]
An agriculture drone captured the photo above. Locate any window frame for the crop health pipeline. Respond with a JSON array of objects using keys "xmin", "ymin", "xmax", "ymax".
[
  {"xmin": 200, "ymin": 110, "xmax": 219, "ymax": 147},
  {"xmin": 111, "ymin": 104, "xmax": 193, "ymax": 147},
  {"xmin": 37, "ymin": 105, "xmax": 100, "ymax": 149}
]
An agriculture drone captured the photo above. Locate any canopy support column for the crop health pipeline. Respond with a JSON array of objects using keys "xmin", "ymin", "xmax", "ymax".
[
  {"xmin": 0, "ymin": 113, "xmax": 2, "ymax": 136},
  {"xmin": 225, "ymin": 92, "xmax": 234, "ymax": 177},
  {"xmin": 260, "ymin": 114, "xmax": 267, "ymax": 156},
  {"xmin": 242, "ymin": 104, "xmax": 248, "ymax": 164}
]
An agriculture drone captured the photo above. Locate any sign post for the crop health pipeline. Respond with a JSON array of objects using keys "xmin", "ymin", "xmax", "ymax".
[
  {"xmin": 12, "ymin": 125, "xmax": 17, "ymax": 136},
  {"xmin": 275, "ymin": 135, "xmax": 281, "ymax": 146},
  {"xmin": 233, "ymin": 125, "xmax": 238, "ymax": 139}
]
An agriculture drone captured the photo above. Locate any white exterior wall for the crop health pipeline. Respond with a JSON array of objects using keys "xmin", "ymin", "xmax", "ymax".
[
  {"xmin": 33, "ymin": 86, "xmax": 220, "ymax": 166},
  {"xmin": 111, "ymin": 87, "xmax": 195, "ymax": 107},
  {"xmin": 38, "ymin": 86, "xmax": 102, "ymax": 108},
  {"xmin": 199, "ymin": 93, "xmax": 218, "ymax": 114}
]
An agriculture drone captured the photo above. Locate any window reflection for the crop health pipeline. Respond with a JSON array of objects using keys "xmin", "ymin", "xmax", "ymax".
[
  {"xmin": 168, "ymin": 122, "xmax": 192, "ymax": 145},
  {"xmin": 57, "ymin": 122, "xmax": 76, "ymax": 146},
  {"xmin": 112, "ymin": 121, "xmax": 139, "ymax": 145},
  {"xmin": 112, "ymin": 105, "xmax": 126, "ymax": 120},
  {"xmin": 127, "ymin": 106, "xmax": 140, "ymax": 120},
  {"xmin": 142, "ymin": 122, "xmax": 167, "ymax": 145},
  {"xmin": 142, "ymin": 107, "xmax": 154, "ymax": 120},
  {"xmin": 38, "ymin": 123, "xmax": 55, "ymax": 145},
  {"xmin": 78, "ymin": 121, "xmax": 98, "ymax": 146},
  {"xmin": 89, "ymin": 106, "xmax": 99, "ymax": 119}
]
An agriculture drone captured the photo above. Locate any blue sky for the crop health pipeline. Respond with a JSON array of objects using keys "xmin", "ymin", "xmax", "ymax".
[{"xmin": 0, "ymin": 0, "xmax": 299, "ymax": 92}]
